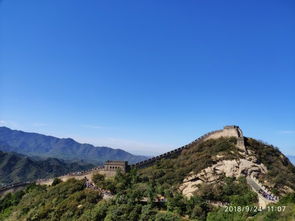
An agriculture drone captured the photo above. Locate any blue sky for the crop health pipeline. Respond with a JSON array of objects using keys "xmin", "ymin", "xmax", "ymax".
[{"xmin": 0, "ymin": 0, "xmax": 294, "ymax": 155}]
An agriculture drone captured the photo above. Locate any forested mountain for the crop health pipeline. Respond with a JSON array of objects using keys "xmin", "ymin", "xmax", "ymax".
[
  {"xmin": 0, "ymin": 151, "xmax": 94, "ymax": 186},
  {"xmin": 1, "ymin": 134, "xmax": 295, "ymax": 220},
  {"xmin": 140, "ymin": 137, "xmax": 295, "ymax": 195},
  {"xmin": 0, "ymin": 127, "xmax": 148, "ymax": 164}
]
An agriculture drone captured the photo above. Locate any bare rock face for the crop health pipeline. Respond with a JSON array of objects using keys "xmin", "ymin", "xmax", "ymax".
[{"xmin": 179, "ymin": 158, "xmax": 267, "ymax": 197}]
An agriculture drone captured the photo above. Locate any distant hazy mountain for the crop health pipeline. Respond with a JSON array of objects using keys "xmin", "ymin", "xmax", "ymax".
[
  {"xmin": 288, "ymin": 155, "xmax": 295, "ymax": 165},
  {"xmin": 0, "ymin": 150, "xmax": 94, "ymax": 186},
  {"xmin": 0, "ymin": 127, "xmax": 148, "ymax": 164}
]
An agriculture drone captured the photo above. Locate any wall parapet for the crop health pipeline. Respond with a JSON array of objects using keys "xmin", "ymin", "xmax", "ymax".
[
  {"xmin": 0, "ymin": 182, "xmax": 32, "ymax": 195},
  {"xmin": 132, "ymin": 126, "xmax": 243, "ymax": 169}
]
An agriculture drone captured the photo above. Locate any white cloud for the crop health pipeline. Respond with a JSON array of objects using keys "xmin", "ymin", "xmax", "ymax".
[{"xmin": 279, "ymin": 130, "xmax": 295, "ymax": 134}]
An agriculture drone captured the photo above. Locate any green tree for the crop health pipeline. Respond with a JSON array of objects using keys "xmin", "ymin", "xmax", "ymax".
[
  {"xmin": 139, "ymin": 204, "xmax": 157, "ymax": 221},
  {"xmin": 155, "ymin": 211, "xmax": 181, "ymax": 221},
  {"xmin": 52, "ymin": 178, "xmax": 62, "ymax": 186},
  {"xmin": 92, "ymin": 173, "xmax": 105, "ymax": 187}
]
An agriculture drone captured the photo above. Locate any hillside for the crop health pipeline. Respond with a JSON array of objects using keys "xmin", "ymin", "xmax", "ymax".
[
  {"xmin": 1, "ymin": 126, "xmax": 295, "ymax": 220},
  {"xmin": 0, "ymin": 151, "xmax": 94, "ymax": 186},
  {"xmin": 139, "ymin": 137, "xmax": 295, "ymax": 195},
  {"xmin": 0, "ymin": 127, "xmax": 148, "ymax": 164},
  {"xmin": 1, "ymin": 166, "xmax": 295, "ymax": 221}
]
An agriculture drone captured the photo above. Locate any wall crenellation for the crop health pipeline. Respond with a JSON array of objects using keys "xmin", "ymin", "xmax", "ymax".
[{"xmin": 132, "ymin": 126, "xmax": 246, "ymax": 169}]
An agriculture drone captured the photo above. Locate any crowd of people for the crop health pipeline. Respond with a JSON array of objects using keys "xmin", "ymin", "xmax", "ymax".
[
  {"xmin": 67, "ymin": 165, "xmax": 104, "ymax": 177},
  {"xmin": 35, "ymin": 166, "xmax": 105, "ymax": 184},
  {"xmin": 258, "ymin": 189, "xmax": 278, "ymax": 201},
  {"xmin": 83, "ymin": 177, "xmax": 113, "ymax": 199}
]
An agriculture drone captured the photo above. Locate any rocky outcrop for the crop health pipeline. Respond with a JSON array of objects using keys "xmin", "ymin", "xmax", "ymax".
[{"xmin": 179, "ymin": 158, "xmax": 268, "ymax": 197}]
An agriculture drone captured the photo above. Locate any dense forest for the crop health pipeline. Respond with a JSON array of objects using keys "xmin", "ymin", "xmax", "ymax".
[
  {"xmin": 0, "ymin": 151, "xmax": 94, "ymax": 186},
  {"xmin": 1, "ymin": 171, "xmax": 295, "ymax": 220}
]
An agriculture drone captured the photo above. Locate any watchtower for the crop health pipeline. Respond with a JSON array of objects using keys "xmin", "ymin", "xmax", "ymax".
[
  {"xmin": 223, "ymin": 125, "xmax": 246, "ymax": 152},
  {"xmin": 204, "ymin": 125, "xmax": 246, "ymax": 152},
  {"xmin": 104, "ymin": 161, "xmax": 128, "ymax": 173}
]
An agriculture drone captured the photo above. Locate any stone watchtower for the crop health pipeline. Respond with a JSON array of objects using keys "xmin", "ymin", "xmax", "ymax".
[
  {"xmin": 205, "ymin": 125, "xmax": 246, "ymax": 152},
  {"xmin": 224, "ymin": 126, "xmax": 246, "ymax": 151},
  {"xmin": 104, "ymin": 161, "xmax": 128, "ymax": 173}
]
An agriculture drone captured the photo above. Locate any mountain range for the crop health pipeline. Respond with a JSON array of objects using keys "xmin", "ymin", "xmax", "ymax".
[
  {"xmin": 0, "ymin": 127, "xmax": 148, "ymax": 165},
  {"xmin": 0, "ymin": 151, "xmax": 94, "ymax": 186},
  {"xmin": 1, "ymin": 126, "xmax": 295, "ymax": 220}
]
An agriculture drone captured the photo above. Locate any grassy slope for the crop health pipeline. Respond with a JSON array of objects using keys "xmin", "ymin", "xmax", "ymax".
[
  {"xmin": 139, "ymin": 137, "xmax": 242, "ymax": 187},
  {"xmin": 245, "ymin": 138, "xmax": 295, "ymax": 193},
  {"xmin": 139, "ymin": 137, "xmax": 295, "ymax": 194},
  {"xmin": 0, "ymin": 179, "xmax": 102, "ymax": 221}
]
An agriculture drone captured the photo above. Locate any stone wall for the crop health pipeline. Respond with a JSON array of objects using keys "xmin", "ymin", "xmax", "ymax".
[
  {"xmin": 1, "ymin": 126, "xmax": 246, "ymax": 191},
  {"xmin": 0, "ymin": 182, "xmax": 31, "ymax": 197},
  {"xmin": 204, "ymin": 126, "xmax": 241, "ymax": 140},
  {"xmin": 204, "ymin": 125, "xmax": 246, "ymax": 151},
  {"xmin": 104, "ymin": 161, "xmax": 128, "ymax": 172},
  {"xmin": 133, "ymin": 126, "xmax": 246, "ymax": 169}
]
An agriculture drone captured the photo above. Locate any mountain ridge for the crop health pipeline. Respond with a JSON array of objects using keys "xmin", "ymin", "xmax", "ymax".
[
  {"xmin": 0, "ymin": 150, "xmax": 94, "ymax": 186},
  {"xmin": 138, "ymin": 126, "xmax": 295, "ymax": 206},
  {"xmin": 0, "ymin": 126, "xmax": 148, "ymax": 164}
]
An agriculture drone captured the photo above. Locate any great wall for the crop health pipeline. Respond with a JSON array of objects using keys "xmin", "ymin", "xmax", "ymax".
[
  {"xmin": 0, "ymin": 182, "xmax": 31, "ymax": 196},
  {"xmin": 0, "ymin": 161, "xmax": 124, "ymax": 196},
  {"xmin": 133, "ymin": 125, "xmax": 246, "ymax": 169},
  {"xmin": 0, "ymin": 126, "xmax": 246, "ymax": 193},
  {"xmin": 0, "ymin": 126, "xmax": 279, "ymax": 208},
  {"xmin": 1, "ymin": 126, "xmax": 241, "ymax": 195}
]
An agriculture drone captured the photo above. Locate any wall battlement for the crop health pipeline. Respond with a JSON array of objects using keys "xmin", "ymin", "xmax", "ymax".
[
  {"xmin": 0, "ymin": 182, "xmax": 31, "ymax": 196},
  {"xmin": 104, "ymin": 160, "xmax": 128, "ymax": 172},
  {"xmin": 133, "ymin": 125, "xmax": 246, "ymax": 169}
]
